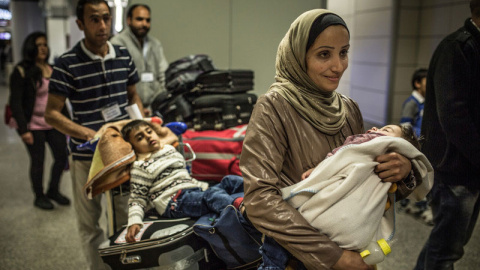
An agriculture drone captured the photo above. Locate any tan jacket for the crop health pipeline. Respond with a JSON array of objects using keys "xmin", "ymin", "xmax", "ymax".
[{"xmin": 240, "ymin": 91, "xmax": 413, "ymax": 269}]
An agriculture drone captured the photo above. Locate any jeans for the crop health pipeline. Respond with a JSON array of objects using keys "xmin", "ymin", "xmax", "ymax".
[
  {"xmin": 414, "ymin": 178, "xmax": 480, "ymax": 270},
  {"xmin": 163, "ymin": 174, "xmax": 244, "ymax": 218},
  {"xmin": 258, "ymin": 235, "xmax": 307, "ymax": 270},
  {"xmin": 24, "ymin": 129, "xmax": 67, "ymax": 197}
]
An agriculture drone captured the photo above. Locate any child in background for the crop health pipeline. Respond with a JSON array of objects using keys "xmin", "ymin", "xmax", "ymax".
[
  {"xmin": 121, "ymin": 120, "xmax": 244, "ymax": 243},
  {"xmin": 400, "ymin": 68, "xmax": 427, "ymax": 138},
  {"xmin": 399, "ymin": 68, "xmax": 432, "ymax": 225}
]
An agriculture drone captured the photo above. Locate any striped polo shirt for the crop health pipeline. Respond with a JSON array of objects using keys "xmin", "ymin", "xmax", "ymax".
[{"xmin": 49, "ymin": 40, "xmax": 139, "ymax": 160}]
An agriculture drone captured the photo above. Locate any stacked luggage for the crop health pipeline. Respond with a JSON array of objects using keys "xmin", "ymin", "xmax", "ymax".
[{"xmin": 153, "ymin": 54, "xmax": 257, "ymax": 131}]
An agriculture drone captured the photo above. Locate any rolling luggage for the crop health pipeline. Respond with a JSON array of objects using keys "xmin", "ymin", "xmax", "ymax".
[
  {"xmin": 99, "ymin": 217, "xmax": 225, "ymax": 270},
  {"xmin": 154, "ymin": 94, "xmax": 194, "ymax": 127},
  {"xmin": 165, "ymin": 54, "xmax": 215, "ymax": 85},
  {"xmin": 193, "ymin": 70, "xmax": 254, "ymax": 94},
  {"xmin": 192, "ymin": 93, "xmax": 257, "ymax": 131},
  {"xmin": 182, "ymin": 125, "xmax": 247, "ymax": 182}
]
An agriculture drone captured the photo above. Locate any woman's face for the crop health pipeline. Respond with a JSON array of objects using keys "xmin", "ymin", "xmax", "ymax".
[
  {"xmin": 305, "ymin": 25, "xmax": 350, "ymax": 92},
  {"xmin": 35, "ymin": 36, "xmax": 49, "ymax": 62}
]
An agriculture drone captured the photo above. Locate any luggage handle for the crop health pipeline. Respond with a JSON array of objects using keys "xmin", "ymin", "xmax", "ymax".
[
  {"xmin": 182, "ymin": 142, "xmax": 196, "ymax": 163},
  {"xmin": 158, "ymin": 247, "xmax": 207, "ymax": 269},
  {"xmin": 119, "ymin": 247, "xmax": 207, "ymax": 267},
  {"xmin": 120, "ymin": 250, "xmax": 141, "ymax": 265}
]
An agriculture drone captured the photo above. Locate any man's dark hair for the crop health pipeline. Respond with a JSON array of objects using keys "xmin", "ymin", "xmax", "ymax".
[
  {"xmin": 76, "ymin": 0, "xmax": 110, "ymax": 22},
  {"xmin": 411, "ymin": 68, "xmax": 428, "ymax": 90},
  {"xmin": 121, "ymin": 120, "xmax": 153, "ymax": 142},
  {"xmin": 126, "ymin": 4, "xmax": 151, "ymax": 19},
  {"xmin": 399, "ymin": 124, "xmax": 421, "ymax": 150},
  {"xmin": 471, "ymin": 0, "xmax": 480, "ymax": 18}
]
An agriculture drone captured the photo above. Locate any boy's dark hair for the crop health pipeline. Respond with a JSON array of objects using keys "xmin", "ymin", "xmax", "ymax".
[
  {"xmin": 127, "ymin": 4, "xmax": 151, "ymax": 18},
  {"xmin": 411, "ymin": 68, "xmax": 428, "ymax": 90},
  {"xmin": 76, "ymin": 0, "xmax": 110, "ymax": 22},
  {"xmin": 121, "ymin": 120, "xmax": 153, "ymax": 142},
  {"xmin": 399, "ymin": 124, "xmax": 421, "ymax": 150}
]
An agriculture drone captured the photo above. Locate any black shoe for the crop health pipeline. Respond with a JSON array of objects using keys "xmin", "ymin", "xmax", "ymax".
[
  {"xmin": 34, "ymin": 196, "xmax": 54, "ymax": 210},
  {"xmin": 46, "ymin": 192, "xmax": 71, "ymax": 205}
]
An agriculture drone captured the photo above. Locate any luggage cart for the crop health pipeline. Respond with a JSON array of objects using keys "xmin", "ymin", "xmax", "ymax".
[{"xmin": 79, "ymin": 121, "xmax": 224, "ymax": 270}]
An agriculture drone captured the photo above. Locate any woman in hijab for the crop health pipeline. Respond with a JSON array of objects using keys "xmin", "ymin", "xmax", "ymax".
[{"xmin": 240, "ymin": 9, "xmax": 415, "ymax": 270}]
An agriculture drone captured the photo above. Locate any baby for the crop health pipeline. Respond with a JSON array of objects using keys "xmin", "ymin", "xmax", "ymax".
[{"xmin": 281, "ymin": 124, "xmax": 433, "ymax": 252}]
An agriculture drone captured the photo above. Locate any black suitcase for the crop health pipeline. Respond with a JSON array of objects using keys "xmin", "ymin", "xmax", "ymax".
[
  {"xmin": 153, "ymin": 94, "xmax": 194, "ymax": 127},
  {"xmin": 193, "ymin": 70, "xmax": 254, "ymax": 94},
  {"xmin": 192, "ymin": 93, "xmax": 257, "ymax": 131},
  {"xmin": 165, "ymin": 54, "xmax": 215, "ymax": 83},
  {"xmin": 99, "ymin": 217, "xmax": 225, "ymax": 270}
]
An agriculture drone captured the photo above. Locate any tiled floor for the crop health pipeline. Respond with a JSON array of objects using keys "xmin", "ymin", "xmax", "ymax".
[{"xmin": 0, "ymin": 72, "xmax": 479, "ymax": 269}]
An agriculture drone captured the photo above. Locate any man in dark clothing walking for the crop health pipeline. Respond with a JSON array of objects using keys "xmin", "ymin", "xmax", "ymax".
[{"xmin": 414, "ymin": 1, "xmax": 480, "ymax": 269}]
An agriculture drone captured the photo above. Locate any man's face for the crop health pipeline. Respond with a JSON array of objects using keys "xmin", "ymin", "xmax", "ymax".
[
  {"xmin": 76, "ymin": 2, "xmax": 111, "ymax": 48},
  {"xmin": 127, "ymin": 6, "xmax": 151, "ymax": 39}
]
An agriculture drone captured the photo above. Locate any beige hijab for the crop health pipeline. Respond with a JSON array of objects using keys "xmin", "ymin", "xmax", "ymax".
[{"xmin": 270, "ymin": 9, "xmax": 348, "ymax": 135}]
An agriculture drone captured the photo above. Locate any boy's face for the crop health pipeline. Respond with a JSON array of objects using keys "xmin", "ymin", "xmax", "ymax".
[
  {"xmin": 367, "ymin": 125, "xmax": 402, "ymax": 137},
  {"xmin": 416, "ymin": 77, "xmax": 427, "ymax": 97},
  {"xmin": 128, "ymin": 124, "xmax": 161, "ymax": 154}
]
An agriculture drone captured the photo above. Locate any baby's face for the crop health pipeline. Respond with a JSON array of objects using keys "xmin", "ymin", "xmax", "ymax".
[
  {"xmin": 129, "ymin": 124, "xmax": 161, "ymax": 154},
  {"xmin": 367, "ymin": 125, "xmax": 402, "ymax": 137}
]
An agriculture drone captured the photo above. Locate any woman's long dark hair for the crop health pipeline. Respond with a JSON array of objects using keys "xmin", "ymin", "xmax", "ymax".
[{"xmin": 19, "ymin": 31, "xmax": 49, "ymax": 87}]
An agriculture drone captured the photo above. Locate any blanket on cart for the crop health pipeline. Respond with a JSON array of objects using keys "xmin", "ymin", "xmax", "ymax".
[{"xmin": 83, "ymin": 117, "xmax": 178, "ymax": 199}]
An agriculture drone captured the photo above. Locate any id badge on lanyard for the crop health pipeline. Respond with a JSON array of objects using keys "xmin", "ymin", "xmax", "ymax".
[{"xmin": 101, "ymin": 102, "xmax": 121, "ymax": 122}]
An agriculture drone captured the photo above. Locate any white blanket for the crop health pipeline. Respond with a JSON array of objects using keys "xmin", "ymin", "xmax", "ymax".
[{"xmin": 281, "ymin": 136, "xmax": 434, "ymax": 251}]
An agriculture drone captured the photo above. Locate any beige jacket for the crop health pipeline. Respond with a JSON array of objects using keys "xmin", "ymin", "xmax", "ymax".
[{"xmin": 240, "ymin": 91, "xmax": 413, "ymax": 269}]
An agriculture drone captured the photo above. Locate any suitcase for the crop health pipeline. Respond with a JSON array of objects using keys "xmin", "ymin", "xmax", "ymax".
[
  {"xmin": 154, "ymin": 94, "xmax": 194, "ymax": 127},
  {"xmin": 193, "ymin": 70, "xmax": 254, "ymax": 94},
  {"xmin": 192, "ymin": 93, "xmax": 257, "ymax": 131},
  {"xmin": 165, "ymin": 54, "xmax": 215, "ymax": 84},
  {"xmin": 99, "ymin": 217, "xmax": 225, "ymax": 270},
  {"xmin": 182, "ymin": 125, "xmax": 247, "ymax": 182}
]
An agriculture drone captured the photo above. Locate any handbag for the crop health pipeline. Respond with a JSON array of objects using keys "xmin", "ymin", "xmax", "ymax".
[
  {"xmin": 4, "ymin": 103, "xmax": 17, "ymax": 129},
  {"xmin": 193, "ymin": 205, "xmax": 263, "ymax": 269},
  {"xmin": 4, "ymin": 104, "xmax": 12, "ymax": 125}
]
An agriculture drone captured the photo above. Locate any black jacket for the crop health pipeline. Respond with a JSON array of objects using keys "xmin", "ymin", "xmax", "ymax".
[
  {"xmin": 9, "ymin": 64, "xmax": 68, "ymax": 135},
  {"xmin": 421, "ymin": 18, "xmax": 480, "ymax": 188}
]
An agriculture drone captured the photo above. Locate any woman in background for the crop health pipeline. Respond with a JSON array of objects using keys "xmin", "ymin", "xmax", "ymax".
[{"xmin": 9, "ymin": 32, "xmax": 70, "ymax": 210}]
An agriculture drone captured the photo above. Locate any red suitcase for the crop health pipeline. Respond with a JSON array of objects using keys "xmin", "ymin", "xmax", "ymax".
[{"xmin": 182, "ymin": 125, "xmax": 247, "ymax": 182}]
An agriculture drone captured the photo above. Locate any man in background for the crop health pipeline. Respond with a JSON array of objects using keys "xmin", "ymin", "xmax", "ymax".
[
  {"xmin": 414, "ymin": 0, "xmax": 480, "ymax": 269},
  {"xmin": 111, "ymin": 4, "xmax": 169, "ymax": 116}
]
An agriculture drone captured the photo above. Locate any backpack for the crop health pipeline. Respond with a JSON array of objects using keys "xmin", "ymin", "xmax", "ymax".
[{"xmin": 193, "ymin": 205, "xmax": 263, "ymax": 269}]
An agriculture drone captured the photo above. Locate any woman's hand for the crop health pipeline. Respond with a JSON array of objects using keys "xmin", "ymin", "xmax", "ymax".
[
  {"xmin": 374, "ymin": 152, "xmax": 411, "ymax": 182},
  {"xmin": 126, "ymin": 224, "xmax": 141, "ymax": 243},
  {"xmin": 332, "ymin": 250, "xmax": 375, "ymax": 270},
  {"xmin": 21, "ymin": 132, "xmax": 34, "ymax": 145}
]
